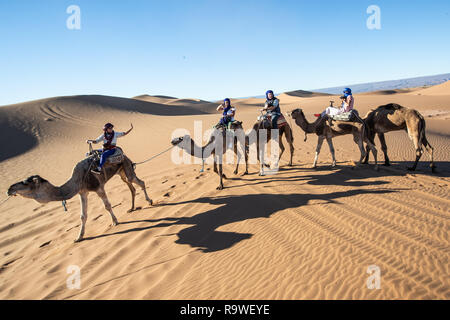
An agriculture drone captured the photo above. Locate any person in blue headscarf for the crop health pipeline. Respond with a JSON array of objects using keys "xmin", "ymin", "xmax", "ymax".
[
  {"xmin": 321, "ymin": 87, "xmax": 355, "ymax": 118},
  {"xmin": 216, "ymin": 98, "xmax": 236, "ymax": 128},
  {"xmin": 262, "ymin": 90, "xmax": 281, "ymax": 129}
]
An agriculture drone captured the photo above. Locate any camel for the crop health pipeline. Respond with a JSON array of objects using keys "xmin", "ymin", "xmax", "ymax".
[
  {"xmin": 171, "ymin": 122, "xmax": 248, "ymax": 190},
  {"xmin": 248, "ymin": 112, "xmax": 294, "ymax": 176},
  {"xmin": 7, "ymin": 153, "xmax": 152, "ymax": 242},
  {"xmin": 362, "ymin": 103, "xmax": 435, "ymax": 172},
  {"xmin": 289, "ymin": 108, "xmax": 378, "ymax": 170}
]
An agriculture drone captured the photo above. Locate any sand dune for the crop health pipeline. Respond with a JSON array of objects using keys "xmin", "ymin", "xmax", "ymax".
[
  {"xmin": 360, "ymin": 88, "xmax": 422, "ymax": 95},
  {"xmin": 0, "ymin": 84, "xmax": 449, "ymax": 300},
  {"xmin": 411, "ymin": 81, "xmax": 450, "ymax": 96},
  {"xmin": 283, "ymin": 89, "xmax": 332, "ymax": 98}
]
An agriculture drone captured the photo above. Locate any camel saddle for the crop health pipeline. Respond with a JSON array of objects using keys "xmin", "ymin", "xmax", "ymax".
[
  {"xmin": 329, "ymin": 109, "xmax": 359, "ymax": 122},
  {"xmin": 267, "ymin": 113, "xmax": 288, "ymax": 128},
  {"xmin": 88, "ymin": 147, "xmax": 124, "ymax": 165},
  {"xmin": 106, "ymin": 147, "xmax": 124, "ymax": 164},
  {"xmin": 214, "ymin": 120, "xmax": 242, "ymax": 131}
]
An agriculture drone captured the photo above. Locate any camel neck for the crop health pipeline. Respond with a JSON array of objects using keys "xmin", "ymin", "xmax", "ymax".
[{"xmin": 295, "ymin": 111, "xmax": 322, "ymax": 134}]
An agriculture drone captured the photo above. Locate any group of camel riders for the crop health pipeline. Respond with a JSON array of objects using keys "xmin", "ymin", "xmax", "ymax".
[
  {"xmin": 86, "ymin": 88, "xmax": 356, "ymax": 174},
  {"xmin": 216, "ymin": 90, "xmax": 283, "ymax": 129}
]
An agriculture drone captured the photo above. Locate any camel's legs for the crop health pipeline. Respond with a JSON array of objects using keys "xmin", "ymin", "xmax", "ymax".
[
  {"xmin": 281, "ymin": 126, "xmax": 294, "ymax": 166},
  {"xmin": 255, "ymin": 134, "xmax": 270, "ymax": 170},
  {"xmin": 201, "ymin": 159, "xmax": 206, "ymax": 172},
  {"xmin": 233, "ymin": 140, "xmax": 240, "ymax": 175},
  {"xmin": 210, "ymin": 150, "xmax": 217, "ymax": 174},
  {"xmin": 96, "ymin": 187, "xmax": 119, "ymax": 226},
  {"xmin": 408, "ymin": 131, "xmax": 423, "ymax": 171},
  {"xmin": 353, "ymin": 133, "xmax": 367, "ymax": 165},
  {"xmin": 233, "ymin": 139, "xmax": 248, "ymax": 175},
  {"xmin": 422, "ymin": 137, "xmax": 435, "ymax": 172},
  {"xmin": 75, "ymin": 192, "xmax": 88, "ymax": 242},
  {"xmin": 313, "ymin": 136, "xmax": 325, "ymax": 168},
  {"xmin": 288, "ymin": 134, "xmax": 294, "ymax": 166},
  {"xmin": 239, "ymin": 139, "xmax": 249, "ymax": 175},
  {"xmin": 123, "ymin": 164, "xmax": 152, "ymax": 206},
  {"xmin": 326, "ymin": 137, "xmax": 336, "ymax": 167},
  {"xmin": 363, "ymin": 131, "xmax": 376, "ymax": 164},
  {"xmin": 216, "ymin": 154, "xmax": 224, "ymax": 190},
  {"xmin": 365, "ymin": 138, "xmax": 378, "ymax": 170},
  {"xmin": 377, "ymin": 133, "xmax": 390, "ymax": 166},
  {"xmin": 243, "ymin": 143, "xmax": 249, "ymax": 175},
  {"xmin": 131, "ymin": 176, "xmax": 152, "ymax": 205},
  {"xmin": 277, "ymin": 133, "xmax": 285, "ymax": 169},
  {"xmin": 259, "ymin": 138, "xmax": 266, "ymax": 176},
  {"xmin": 119, "ymin": 170, "xmax": 136, "ymax": 212}
]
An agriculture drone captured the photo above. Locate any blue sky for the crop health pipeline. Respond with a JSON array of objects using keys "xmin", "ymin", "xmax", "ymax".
[{"xmin": 1, "ymin": 0, "xmax": 449, "ymax": 105}]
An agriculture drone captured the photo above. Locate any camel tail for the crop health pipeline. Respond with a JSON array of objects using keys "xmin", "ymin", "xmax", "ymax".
[{"xmin": 417, "ymin": 112, "xmax": 427, "ymax": 146}]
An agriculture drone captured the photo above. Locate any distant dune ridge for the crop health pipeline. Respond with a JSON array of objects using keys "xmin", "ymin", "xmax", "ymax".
[
  {"xmin": 313, "ymin": 73, "xmax": 450, "ymax": 95},
  {"xmin": 0, "ymin": 79, "xmax": 449, "ymax": 300}
]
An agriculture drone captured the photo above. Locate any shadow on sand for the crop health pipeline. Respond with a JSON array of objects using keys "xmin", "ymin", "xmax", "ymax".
[{"xmin": 83, "ymin": 173, "xmax": 399, "ymax": 253}]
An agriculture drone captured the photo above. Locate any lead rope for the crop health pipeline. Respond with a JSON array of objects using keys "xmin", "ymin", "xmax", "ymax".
[
  {"xmin": 133, "ymin": 145, "xmax": 177, "ymax": 168},
  {"xmin": 0, "ymin": 196, "xmax": 11, "ymax": 207}
]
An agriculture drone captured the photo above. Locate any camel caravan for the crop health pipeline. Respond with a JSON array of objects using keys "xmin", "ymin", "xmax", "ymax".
[{"xmin": 7, "ymin": 88, "xmax": 436, "ymax": 242}]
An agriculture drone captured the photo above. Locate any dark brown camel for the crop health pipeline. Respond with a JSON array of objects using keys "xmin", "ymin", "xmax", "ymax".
[{"xmin": 363, "ymin": 103, "xmax": 435, "ymax": 172}]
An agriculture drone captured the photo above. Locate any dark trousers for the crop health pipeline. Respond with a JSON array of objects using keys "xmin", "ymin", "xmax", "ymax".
[
  {"xmin": 99, "ymin": 149, "xmax": 116, "ymax": 168},
  {"xmin": 271, "ymin": 114, "xmax": 280, "ymax": 129},
  {"xmin": 219, "ymin": 116, "xmax": 232, "ymax": 126}
]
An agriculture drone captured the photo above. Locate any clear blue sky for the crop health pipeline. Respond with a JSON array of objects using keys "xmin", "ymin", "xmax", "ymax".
[{"xmin": 1, "ymin": 0, "xmax": 449, "ymax": 105}]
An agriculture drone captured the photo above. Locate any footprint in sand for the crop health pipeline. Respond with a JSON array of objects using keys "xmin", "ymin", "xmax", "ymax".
[
  {"xmin": 39, "ymin": 241, "xmax": 51, "ymax": 248},
  {"xmin": 1, "ymin": 256, "xmax": 23, "ymax": 269},
  {"xmin": 93, "ymin": 214, "xmax": 103, "ymax": 221},
  {"xmin": 163, "ymin": 192, "xmax": 171, "ymax": 197},
  {"xmin": 170, "ymin": 185, "xmax": 176, "ymax": 189},
  {"xmin": 162, "ymin": 179, "xmax": 168, "ymax": 184}
]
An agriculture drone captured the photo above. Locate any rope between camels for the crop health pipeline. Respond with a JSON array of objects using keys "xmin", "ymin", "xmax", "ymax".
[
  {"xmin": 134, "ymin": 145, "xmax": 176, "ymax": 167},
  {"xmin": 0, "ymin": 196, "xmax": 11, "ymax": 207}
]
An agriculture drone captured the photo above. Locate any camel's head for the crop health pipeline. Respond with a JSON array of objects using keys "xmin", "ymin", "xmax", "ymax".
[
  {"xmin": 171, "ymin": 135, "xmax": 190, "ymax": 147},
  {"xmin": 290, "ymin": 108, "xmax": 303, "ymax": 119},
  {"xmin": 7, "ymin": 175, "xmax": 48, "ymax": 199}
]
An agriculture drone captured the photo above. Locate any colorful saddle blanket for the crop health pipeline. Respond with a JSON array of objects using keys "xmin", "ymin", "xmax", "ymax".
[{"xmin": 330, "ymin": 109, "xmax": 359, "ymax": 122}]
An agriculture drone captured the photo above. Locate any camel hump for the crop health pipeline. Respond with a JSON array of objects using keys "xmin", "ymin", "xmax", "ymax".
[{"xmin": 380, "ymin": 103, "xmax": 404, "ymax": 111}]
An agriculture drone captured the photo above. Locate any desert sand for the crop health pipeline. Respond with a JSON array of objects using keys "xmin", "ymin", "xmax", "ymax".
[{"xmin": 0, "ymin": 83, "xmax": 449, "ymax": 299}]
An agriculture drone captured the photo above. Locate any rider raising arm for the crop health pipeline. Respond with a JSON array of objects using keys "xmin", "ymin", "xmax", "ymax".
[
  {"xmin": 86, "ymin": 123, "xmax": 133, "ymax": 174},
  {"xmin": 86, "ymin": 123, "xmax": 133, "ymax": 145}
]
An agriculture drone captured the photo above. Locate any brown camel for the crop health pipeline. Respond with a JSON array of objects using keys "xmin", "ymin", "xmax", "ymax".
[
  {"xmin": 7, "ymin": 153, "xmax": 152, "ymax": 242},
  {"xmin": 247, "ymin": 112, "xmax": 294, "ymax": 176},
  {"xmin": 171, "ymin": 122, "xmax": 248, "ymax": 190},
  {"xmin": 289, "ymin": 108, "xmax": 378, "ymax": 170},
  {"xmin": 363, "ymin": 103, "xmax": 435, "ymax": 172}
]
